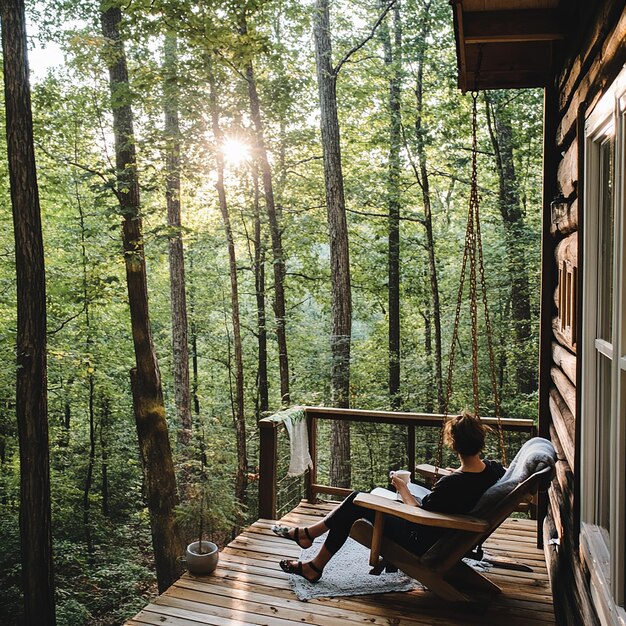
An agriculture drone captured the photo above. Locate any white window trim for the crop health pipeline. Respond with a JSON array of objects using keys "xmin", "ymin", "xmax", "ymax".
[{"xmin": 581, "ymin": 65, "xmax": 626, "ymax": 625}]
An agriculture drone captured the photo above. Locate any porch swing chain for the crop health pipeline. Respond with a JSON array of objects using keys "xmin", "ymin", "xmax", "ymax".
[
  {"xmin": 432, "ymin": 83, "xmax": 507, "ymax": 480},
  {"xmin": 473, "ymin": 93, "xmax": 507, "ymax": 468}
]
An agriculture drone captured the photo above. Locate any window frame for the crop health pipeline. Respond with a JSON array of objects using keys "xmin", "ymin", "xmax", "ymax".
[{"xmin": 580, "ymin": 68, "xmax": 626, "ymax": 625}]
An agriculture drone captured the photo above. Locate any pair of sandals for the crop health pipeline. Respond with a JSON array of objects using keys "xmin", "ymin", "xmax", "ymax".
[{"xmin": 272, "ymin": 524, "xmax": 323, "ymax": 583}]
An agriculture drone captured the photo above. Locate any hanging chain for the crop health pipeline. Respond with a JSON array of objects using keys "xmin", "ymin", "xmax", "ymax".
[
  {"xmin": 434, "ymin": 93, "xmax": 480, "ymax": 479},
  {"xmin": 475, "ymin": 161, "xmax": 507, "ymax": 466},
  {"xmin": 468, "ymin": 93, "xmax": 481, "ymax": 418},
  {"xmin": 434, "ymin": 86, "xmax": 507, "ymax": 476},
  {"xmin": 435, "ymin": 202, "xmax": 471, "ymax": 479}
]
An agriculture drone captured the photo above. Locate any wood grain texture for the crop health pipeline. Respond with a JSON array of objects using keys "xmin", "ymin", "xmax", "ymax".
[
  {"xmin": 551, "ymin": 341, "xmax": 576, "ymax": 386},
  {"xmin": 556, "ymin": 140, "xmax": 578, "ymax": 197},
  {"xmin": 353, "ymin": 493, "xmax": 490, "ymax": 531},
  {"xmin": 549, "ymin": 387, "xmax": 575, "ymax": 470},
  {"xmin": 552, "ymin": 316, "xmax": 576, "ymax": 353},
  {"xmin": 556, "ymin": 4, "xmax": 626, "ymax": 145},
  {"xmin": 125, "ymin": 500, "xmax": 555, "ymax": 625},
  {"xmin": 550, "ymin": 367, "xmax": 576, "ymax": 417},
  {"xmin": 554, "ymin": 231, "xmax": 577, "ymax": 266}
]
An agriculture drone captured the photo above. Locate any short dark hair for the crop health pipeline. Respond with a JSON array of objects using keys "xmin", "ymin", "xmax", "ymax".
[{"xmin": 443, "ymin": 411, "xmax": 490, "ymax": 456}]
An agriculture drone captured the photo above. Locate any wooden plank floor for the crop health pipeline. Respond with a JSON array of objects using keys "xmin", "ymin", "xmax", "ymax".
[{"xmin": 125, "ymin": 501, "xmax": 555, "ymax": 626}]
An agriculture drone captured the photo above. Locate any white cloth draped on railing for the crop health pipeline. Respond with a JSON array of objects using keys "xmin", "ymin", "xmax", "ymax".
[{"xmin": 268, "ymin": 407, "xmax": 313, "ymax": 477}]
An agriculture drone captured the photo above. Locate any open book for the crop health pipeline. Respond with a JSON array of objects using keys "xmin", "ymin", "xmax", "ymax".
[{"xmin": 370, "ymin": 482, "xmax": 431, "ymax": 506}]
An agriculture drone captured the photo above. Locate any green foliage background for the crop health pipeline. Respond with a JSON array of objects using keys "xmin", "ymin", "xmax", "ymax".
[{"xmin": 0, "ymin": 0, "xmax": 543, "ymax": 623}]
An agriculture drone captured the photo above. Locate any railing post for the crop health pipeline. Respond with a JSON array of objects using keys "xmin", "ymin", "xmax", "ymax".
[
  {"xmin": 306, "ymin": 413, "xmax": 317, "ymax": 503},
  {"xmin": 258, "ymin": 421, "xmax": 277, "ymax": 520},
  {"xmin": 408, "ymin": 425, "xmax": 416, "ymax": 479}
]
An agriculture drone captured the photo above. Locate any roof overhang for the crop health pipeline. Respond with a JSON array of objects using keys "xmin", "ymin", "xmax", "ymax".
[{"xmin": 451, "ymin": 0, "xmax": 565, "ymax": 92}]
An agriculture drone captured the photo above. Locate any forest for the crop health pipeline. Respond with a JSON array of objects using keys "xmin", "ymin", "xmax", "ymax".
[{"xmin": 0, "ymin": 0, "xmax": 544, "ymax": 624}]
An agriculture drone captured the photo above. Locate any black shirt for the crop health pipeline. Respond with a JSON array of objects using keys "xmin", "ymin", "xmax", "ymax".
[
  {"xmin": 420, "ymin": 459, "xmax": 506, "ymax": 514},
  {"xmin": 409, "ymin": 459, "xmax": 505, "ymax": 555}
]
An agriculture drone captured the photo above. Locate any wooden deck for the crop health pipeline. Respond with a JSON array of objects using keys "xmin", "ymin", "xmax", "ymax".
[{"xmin": 125, "ymin": 500, "xmax": 555, "ymax": 626}]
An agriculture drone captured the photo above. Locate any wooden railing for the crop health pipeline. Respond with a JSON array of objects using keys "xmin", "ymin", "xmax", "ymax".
[{"xmin": 258, "ymin": 406, "xmax": 536, "ymax": 520}]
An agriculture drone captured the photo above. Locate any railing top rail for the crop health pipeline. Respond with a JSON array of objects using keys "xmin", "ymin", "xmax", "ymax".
[
  {"xmin": 304, "ymin": 406, "xmax": 534, "ymax": 430},
  {"xmin": 259, "ymin": 405, "xmax": 535, "ymax": 431}
]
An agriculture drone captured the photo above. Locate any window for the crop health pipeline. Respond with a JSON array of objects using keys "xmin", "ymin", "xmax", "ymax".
[
  {"xmin": 581, "ymin": 68, "xmax": 626, "ymax": 625},
  {"xmin": 558, "ymin": 259, "xmax": 577, "ymax": 345}
]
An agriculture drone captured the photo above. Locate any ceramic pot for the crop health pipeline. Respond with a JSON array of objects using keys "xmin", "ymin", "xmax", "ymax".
[{"xmin": 186, "ymin": 540, "xmax": 219, "ymax": 575}]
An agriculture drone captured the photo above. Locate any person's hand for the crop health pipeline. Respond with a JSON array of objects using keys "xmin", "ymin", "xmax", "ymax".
[
  {"xmin": 390, "ymin": 473, "xmax": 407, "ymax": 492},
  {"xmin": 391, "ymin": 475, "xmax": 417, "ymax": 506}
]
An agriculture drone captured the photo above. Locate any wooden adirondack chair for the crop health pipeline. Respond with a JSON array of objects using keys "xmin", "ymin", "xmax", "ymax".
[{"xmin": 349, "ymin": 437, "xmax": 556, "ymax": 603}]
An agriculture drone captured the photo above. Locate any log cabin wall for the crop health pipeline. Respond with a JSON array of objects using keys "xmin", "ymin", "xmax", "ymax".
[{"xmin": 543, "ymin": 1, "xmax": 626, "ymax": 624}]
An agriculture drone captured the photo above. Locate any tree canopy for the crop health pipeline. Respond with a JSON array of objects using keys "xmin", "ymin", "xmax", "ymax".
[{"xmin": 0, "ymin": 0, "xmax": 543, "ymax": 623}]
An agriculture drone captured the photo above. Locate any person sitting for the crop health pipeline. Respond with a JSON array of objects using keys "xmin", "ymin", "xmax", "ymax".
[{"xmin": 272, "ymin": 411, "xmax": 505, "ymax": 582}]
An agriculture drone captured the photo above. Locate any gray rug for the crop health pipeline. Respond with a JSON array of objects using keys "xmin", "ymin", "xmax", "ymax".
[{"xmin": 287, "ymin": 534, "xmax": 421, "ymax": 601}]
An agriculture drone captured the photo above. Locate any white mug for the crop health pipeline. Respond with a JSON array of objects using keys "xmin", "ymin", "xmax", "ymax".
[{"xmin": 389, "ymin": 469, "xmax": 411, "ymax": 484}]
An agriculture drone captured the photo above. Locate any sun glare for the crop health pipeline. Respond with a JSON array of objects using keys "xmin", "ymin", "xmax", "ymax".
[{"xmin": 221, "ymin": 137, "xmax": 251, "ymax": 166}]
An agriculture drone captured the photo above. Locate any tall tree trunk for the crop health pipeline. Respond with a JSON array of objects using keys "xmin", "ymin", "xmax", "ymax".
[
  {"xmin": 64, "ymin": 396, "xmax": 71, "ymax": 430},
  {"xmin": 1, "ymin": 2, "xmax": 55, "ymax": 623},
  {"xmin": 380, "ymin": 0, "xmax": 403, "ymax": 410},
  {"xmin": 100, "ymin": 397, "xmax": 110, "ymax": 517},
  {"xmin": 485, "ymin": 94, "xmax": 535, "ymax": 394},
  {"xmin": 163, "ymin": 31, "xmax": 192, "ymax": 446},
  {"xmin": 380, "ymin": 0, "xmax": 406, "ymax": 473},
  {"xmin": 421, "ymin": 306, "xmax": 434, "ymax": 413},
  {"xmin": 77, "ymin": 154, "xmax": 95, "ymax": 555},
  {"xmin": 252, "ymin": 163, "xmax": 269, "ymax": 417},
  {"xmin": 83, "ymin": 374, "xmax": 96, "ymax": 558},
  {"xmin": 412, "ymin": 0, "xmax": 443, "ymax": 411},
  {"xmin": 100, "ymin": 3, "xmax": 183, "ymax": 593},
  {"xmin": 241, "ymin": 14, "xmax": 290, "ymax": 406},
  {"xmin": 61, "ymin": 378, "xmax": 72, "ymax": 448},
  {"xmin": 208, "ymin": 62, "xmax": 247, "ymax": 505},
  {"xmin": 313, "ymin": 0, "xmax": 352, "ymax": 487},
  {"xmin": 188, "ymin": 253, "xmax": 201, "ymax": 417}
]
